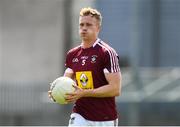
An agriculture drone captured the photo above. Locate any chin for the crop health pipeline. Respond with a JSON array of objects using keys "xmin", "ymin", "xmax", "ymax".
[{"xmin": 81, "ymin": 36, "xmax": 88, "ymax": 40}]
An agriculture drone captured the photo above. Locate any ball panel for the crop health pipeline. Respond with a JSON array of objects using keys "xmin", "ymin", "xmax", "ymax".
[
  {"xmin": 51, "ymin": 76, "xmax": 76, "ymax": 104},
  {"xmin": 52, "ymin": 85, "xmax": 65, "ymax": 104}
]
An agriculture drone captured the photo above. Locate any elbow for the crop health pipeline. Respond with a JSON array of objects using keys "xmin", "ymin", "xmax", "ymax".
[
  {"xmin": 116, "ymin": 91, "xmax": 122, "ymax": 97},
  {"xmin": 113, "ymin": 88, "xmax": 121, "ymax": 97},
  {"xmin": 116, "ymin": 82, "xmax": 122, "ymax": 97},
  {"xmin": 114, "ymin": 91, "xmax": 120, "ymax": 97},
  {"xmin": 114, "ymin": 86, "xmax": 121, "ymax": 97},
  {"xmin": 108, "ymin": 89, "xmax": 119, "ymax": 97}
]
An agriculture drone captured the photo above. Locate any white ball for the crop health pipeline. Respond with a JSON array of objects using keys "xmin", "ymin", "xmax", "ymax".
[{"xmin": 51, "ymin": 76, "xmax": 76, "ymax": 104}]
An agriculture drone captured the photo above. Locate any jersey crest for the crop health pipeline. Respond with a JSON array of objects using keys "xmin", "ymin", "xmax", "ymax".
[{"xmin": 76, "ymin": 71, "xmax": 94, "ymax": 89}]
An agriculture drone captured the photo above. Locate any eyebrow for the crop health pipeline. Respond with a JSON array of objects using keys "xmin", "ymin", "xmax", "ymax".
[{"xmin": 79, "ymin": 22, "xmax": 93, "ymax": 25}]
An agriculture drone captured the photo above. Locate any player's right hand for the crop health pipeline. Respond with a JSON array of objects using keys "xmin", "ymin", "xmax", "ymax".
[{"xmin": 48, "ymin": 90, "xmax": 56, "ymax": 102}]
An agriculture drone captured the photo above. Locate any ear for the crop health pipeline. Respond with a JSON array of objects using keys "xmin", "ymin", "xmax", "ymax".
[{"xmin": 97, "ymin": 25, "xmax": 101, "ymax": 32}]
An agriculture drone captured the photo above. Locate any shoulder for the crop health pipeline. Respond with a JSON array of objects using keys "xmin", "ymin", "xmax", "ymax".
[
  {"xmin": 67, "ymin": 45, "xmax": 81, "ymax": 55},
  {"xmin": 96, "ymin": 40, "xmax": 118, "ymax": 56}
]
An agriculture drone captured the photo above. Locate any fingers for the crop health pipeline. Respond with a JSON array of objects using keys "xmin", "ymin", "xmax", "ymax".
[
  {"xmin": 65, "ymin": 92, "xmax": 76, "ymax": 96},
  {"xmin": 48, "ymin": 90, "xmax": 56, "ymax": 102},
  {"xmin": 48, "ymin": 91, "xmax": 52, "ymax": 98},
  {"xmin": 65, "ymin": 94, "xmax": 75, "ymax": 103},
  {"xmin": 72, "ymin": 84, "xmax": 81, "ymax": 91},
  {"xmin": 48, "ymin": 82, "xmax": 56, "ymax": 102},
  {"xmin": 72, "ymin": 84, "xmax": 78, "ymax": 89},
  {"xmin": 48, "ymin": 90, "xmax": 52, "ymax": 94}
]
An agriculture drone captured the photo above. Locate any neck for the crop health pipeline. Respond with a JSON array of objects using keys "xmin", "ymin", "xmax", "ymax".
[{"xmin": 81, "ymin": 38, "xmax": 97, "ymax": 48}]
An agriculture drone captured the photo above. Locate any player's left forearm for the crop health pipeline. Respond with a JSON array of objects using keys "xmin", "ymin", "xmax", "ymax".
[{"xmin": 83, "ymin": 82, "xmax": 121, "ymax": 97}]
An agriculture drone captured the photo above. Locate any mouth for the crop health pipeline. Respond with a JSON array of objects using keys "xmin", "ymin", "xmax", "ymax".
[
  {"xmin": 81, "ymin": 32, "xmax": 87, "ymax": 34},
  {"xmin": 81, "ymin": 32, "xmax": 87, "ymax": 37}
]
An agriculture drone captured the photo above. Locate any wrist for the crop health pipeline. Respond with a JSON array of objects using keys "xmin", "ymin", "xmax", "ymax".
[{"xmin": 82, "ymin": 89, "xmax": 94, "ymax": 97}]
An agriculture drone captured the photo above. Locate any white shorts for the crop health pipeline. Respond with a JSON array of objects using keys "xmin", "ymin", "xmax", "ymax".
[{"xmin": 68, "ymin": 113, "xmax": 118, "ymax": 126}]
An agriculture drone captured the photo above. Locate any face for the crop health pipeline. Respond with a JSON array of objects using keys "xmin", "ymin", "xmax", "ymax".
[{"xmin": 79, "ymin": 15, "xmax": 100, "ymax": 41}]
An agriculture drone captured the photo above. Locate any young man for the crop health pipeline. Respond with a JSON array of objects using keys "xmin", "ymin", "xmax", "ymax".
[{"xmin": 49, "ymin": 7, "xmax": 122, "ymax": 126}]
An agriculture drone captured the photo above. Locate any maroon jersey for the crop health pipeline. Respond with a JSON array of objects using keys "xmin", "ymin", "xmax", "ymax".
[{"xmin": 65, "ymin": 38, "xmax": 120, "ymax": 121}]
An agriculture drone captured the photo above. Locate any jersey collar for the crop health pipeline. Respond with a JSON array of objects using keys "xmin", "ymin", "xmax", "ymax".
[
  {"xmin": 92, "ymin": 38, "xmax": 100, "ymax": 48},
  {"xmin": 80, "ymin": 38, "xmax": 100, "ymax": 49}
]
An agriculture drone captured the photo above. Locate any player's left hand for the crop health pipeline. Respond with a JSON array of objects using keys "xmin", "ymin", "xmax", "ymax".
[{"xmin": 65, "ymin": 84, "xmax": 84, "ymax": 103}]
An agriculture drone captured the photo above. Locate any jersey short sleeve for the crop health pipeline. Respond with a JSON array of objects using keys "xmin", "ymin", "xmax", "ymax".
[
  {"xmin": 64, "ymin": 51, "xmax": 74, "ymax": 74},
  {"xmin": 65, "ymin": 51, "xmax": 71, "ymax": 68},
  {"xmin": 103, "ymin": 48, "xmax": 120, "ymax": 73}
]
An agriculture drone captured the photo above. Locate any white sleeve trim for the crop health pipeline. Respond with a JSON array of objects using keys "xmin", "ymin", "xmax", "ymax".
[
  {"xmin": 65, "ymin": 68, "xmax": 74, "ymax": 74},
  {"xmin": 103, "ymin": 68, "xmax": 110, "ymax": 74}
]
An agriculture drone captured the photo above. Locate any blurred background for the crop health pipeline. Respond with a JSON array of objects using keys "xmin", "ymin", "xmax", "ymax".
[{"xmin": 0, "ymin": 0, "xmax": 180, "ymax": 126}]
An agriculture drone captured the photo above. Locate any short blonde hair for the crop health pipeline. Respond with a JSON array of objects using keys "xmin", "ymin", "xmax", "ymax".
[{"xmin": 80, "ymin": 7, "xmax": 102, "ymax": 26}]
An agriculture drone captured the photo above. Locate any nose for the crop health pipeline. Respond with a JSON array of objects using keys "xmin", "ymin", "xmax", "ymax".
[{"xmin": 82, "ymin": 26, "xmax": 87, "ymax": 31}]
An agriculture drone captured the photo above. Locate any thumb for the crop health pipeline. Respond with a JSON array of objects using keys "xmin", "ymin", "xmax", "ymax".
[{"xmin": 72, "ymin": 84, "xmax": 79, "ymax": 90}]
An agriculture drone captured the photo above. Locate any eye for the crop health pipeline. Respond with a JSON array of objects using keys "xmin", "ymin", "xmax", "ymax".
[
  {"xmin": 86, "ymin": 23, "xmax": 92, "ymax": 26},
  {"xmin": 79, "ymin": 23, "xmax": 84, "ymax": 27}
]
